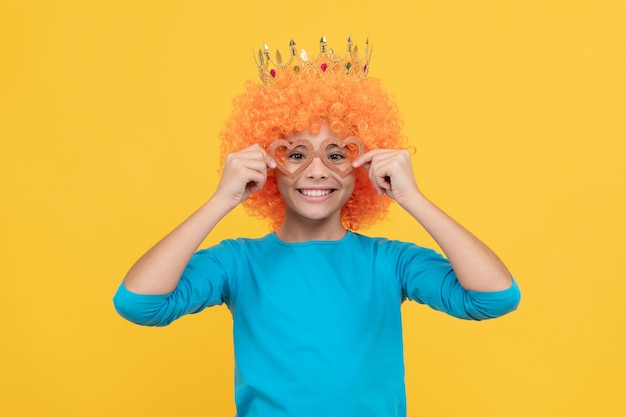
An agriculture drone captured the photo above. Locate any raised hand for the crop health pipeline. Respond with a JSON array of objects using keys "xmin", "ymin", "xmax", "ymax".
[
  {"xmin": 214, "ymin": 144, "xmax": 276, "ymax": 208},
  {"xmin": 353, "ymin": 149, "xmax": 420, "ymax": 208}
]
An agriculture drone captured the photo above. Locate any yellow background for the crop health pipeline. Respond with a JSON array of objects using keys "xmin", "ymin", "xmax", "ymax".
[{"xmin": 1, "ymin": 1, "xmax": 624, "ymax": 416}]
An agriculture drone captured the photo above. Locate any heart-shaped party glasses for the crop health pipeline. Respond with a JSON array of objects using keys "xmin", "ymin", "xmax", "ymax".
[{"xmin": 268, "ymin": 137, "xmax": 364, "ymax": 178}]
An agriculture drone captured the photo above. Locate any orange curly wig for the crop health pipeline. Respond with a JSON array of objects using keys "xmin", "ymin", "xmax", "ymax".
[{"xmin": 219, "ymin": 68, "xmax": 406, "ymax": 231}]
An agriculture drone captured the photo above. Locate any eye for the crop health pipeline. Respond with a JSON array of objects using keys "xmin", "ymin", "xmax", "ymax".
[
  {"xmin": 286, "ymin": 145, "xmax": 309, "ymax": 162},
  {"xmin": 288, "ymin": 152, "xmax": 306, "ymax": 161},
  {"xmin": 328, "ymin": 152, "xmax": 346, "ymax": 161},
  {"xmin": 326, "ymin": 147, "xmax": 349, "ymax": 164}
]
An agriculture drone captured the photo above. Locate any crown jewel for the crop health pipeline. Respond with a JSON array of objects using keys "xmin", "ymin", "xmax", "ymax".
[{"xmin": 254, "ymin": 36, "xmax": 372, "ymax": 85}]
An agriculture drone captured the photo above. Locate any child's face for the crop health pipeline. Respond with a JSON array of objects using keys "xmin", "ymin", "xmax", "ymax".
[{"xmin": 274, "ymin": 122, "xmax": 357, "ymax": 225}]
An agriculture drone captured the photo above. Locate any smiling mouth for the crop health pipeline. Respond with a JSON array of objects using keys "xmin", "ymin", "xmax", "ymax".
[{"xmin": 299, "ymin": 189, "xmax": 334, "ymax": 197}]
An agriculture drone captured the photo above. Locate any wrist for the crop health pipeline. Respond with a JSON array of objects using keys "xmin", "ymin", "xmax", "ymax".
[
  {"xmin": 397, "ymin": 188, "xmax": 429, "ymax": 213},
  {"xmin": 205, "ymin": 194, "xmax": 240, "ymax": 215}
]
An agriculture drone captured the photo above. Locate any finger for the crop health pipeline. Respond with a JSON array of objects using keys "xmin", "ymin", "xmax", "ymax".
[
  {"xmin": 369, "ymin": 160, "xmax": 396, "ymax": 195},
  {"xmin": 357, "ymin": 153, "xmax": 387, "ymax": 195},
  {"xmin": 372, "ymin": 172, "xmax": 392, "ymax": 195},
  {"xmin": 225, "ymin": 159, "xmax": 262, "ymax": 181},
  {"xmin": 352, "ymin": 149, "xmax": 392, "ymax": 168},
  {"xmin": 237, "ymin": 147, "xmax": 276, "ymax": 169},
  {"xmin": 254, "ymin": 151, "xmax": 276, "ymax": 170},
  {"xmin": 368, "ymin": 165, "xmax": 387, "ymax": 195},
  {"xmin": 228, "ymin": 150, "xmax": 273, "ymax": 174},
  {"xmin": 244, "ymin": 146, "xmax": 276, "ymax": 169},
  {"xmin": 240, "ymin": 157, "xmax": 271, "ymax": 174},
  {"xmin": 267, "ymin": 155, "xmax": 276, "ymax": 169},
  {"xmin": 245, "ymin": 172, "xmax": 267, "ymax": 194},
  {"xmin": 223, "ymin": 157, "xmax": 269, "ymax": 191},
  {"xmin": 240, "ymin": 164, "xmax": 269, "ymax": 194}
]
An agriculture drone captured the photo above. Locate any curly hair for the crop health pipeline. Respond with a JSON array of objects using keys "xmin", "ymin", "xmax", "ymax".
[{"xmin": 219, "ymin": 68, "xmax": 406, "ymax": 231}]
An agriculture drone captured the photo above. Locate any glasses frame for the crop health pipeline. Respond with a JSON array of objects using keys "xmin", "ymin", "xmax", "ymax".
[{"xmin": 268, "ymin": 137, "xmax": 364, "ymax": 178}]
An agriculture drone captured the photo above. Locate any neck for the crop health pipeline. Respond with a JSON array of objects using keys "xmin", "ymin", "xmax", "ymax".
[{"xmin": 276, "ymin": 217, "xmax": 347, "ymax": 243}]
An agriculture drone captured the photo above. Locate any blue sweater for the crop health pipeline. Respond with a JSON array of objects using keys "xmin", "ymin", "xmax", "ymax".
[{"xmin": 114, "ymin": 232, "xmax": 520, "ymax": 416}]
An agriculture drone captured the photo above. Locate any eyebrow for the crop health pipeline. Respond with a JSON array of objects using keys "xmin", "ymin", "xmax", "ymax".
[{"xmin": 289, "ymin": 136, "xmax": 340, "ymax": 142}]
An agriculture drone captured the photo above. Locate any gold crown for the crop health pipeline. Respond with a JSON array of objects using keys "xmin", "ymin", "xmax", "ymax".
[{"xmin": 254, "ymin": 36, "xmax": 372, "ymax": 85}]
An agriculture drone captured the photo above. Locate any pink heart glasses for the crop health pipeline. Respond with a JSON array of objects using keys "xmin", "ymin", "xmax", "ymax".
[{"xmin": 268, "ymin": 137, "xmax": 365, "ymax": 178}]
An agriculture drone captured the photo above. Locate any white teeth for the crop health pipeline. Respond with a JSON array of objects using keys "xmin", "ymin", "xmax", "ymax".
[{"xmin": 301, "ymin": 189, "xmax": 331, "ymax": 197}]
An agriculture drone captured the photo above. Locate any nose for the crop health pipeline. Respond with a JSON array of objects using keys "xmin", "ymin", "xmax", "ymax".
[{"xmin": 305, "ymin": 156, "xmax": 329, "ymax": 179}]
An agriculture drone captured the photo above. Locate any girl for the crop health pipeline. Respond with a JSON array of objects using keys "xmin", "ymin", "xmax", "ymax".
[{"xmin": 113, "ymin": 36, "xmax": 520, "ymax": 417}]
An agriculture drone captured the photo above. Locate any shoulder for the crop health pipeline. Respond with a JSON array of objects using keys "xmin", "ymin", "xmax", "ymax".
[
  {"xmin": 191, "ymin": 233, "xmax": 280, "ymax": 264},
  {"xmin": 197, "ymin": 233, "xmax": 276, "ymax": 251},
  {"xmin": 183, "ymin": 234, "xmax": 278, "ymax": 290},
  {"xmin": 350, "ymin": 232, "xmax": 448, "ymax": 267},
  {"xmin": 349, "ymin": 231, "xmax": 428, "ymax": 253}
]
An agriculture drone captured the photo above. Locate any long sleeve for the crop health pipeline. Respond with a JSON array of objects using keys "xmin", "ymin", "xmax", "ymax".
[
  {"xmin": 388, "ymin": 240, "xmax": 521, "ymax": 320},
  {"xmin": 113, "ymin": 243, "xmax": 233, "ymax": 326}
]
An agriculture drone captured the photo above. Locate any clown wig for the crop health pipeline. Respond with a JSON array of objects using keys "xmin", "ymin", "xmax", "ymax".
[{"xmin": 219, "ymin": 69, "xmax": 407, "ymax": 231}]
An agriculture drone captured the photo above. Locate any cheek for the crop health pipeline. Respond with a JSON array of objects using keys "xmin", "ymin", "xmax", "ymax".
[
  {"xmin": 275, "ymin": 173, "xmax": 293, "ymax": 196},
  {"xmin": 341, "ymin": 175, "xmax": 357, "ymax": 196}
]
